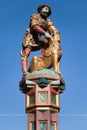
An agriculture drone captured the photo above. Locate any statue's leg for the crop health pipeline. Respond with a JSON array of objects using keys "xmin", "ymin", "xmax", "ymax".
[
  {"xmin": 57, "ymin": 60, "xmax": 63, "ymax": 78},
  {"xmin": 21, "ymin": 47, "xmax": 31, "ymax": 75},
  {"xmin": 53, "ymin": 53, "xmax": 58, "ymax": 73},
  {"xmin": 57, "ymin": 61, "xmax": 61, "ymax": 75}
]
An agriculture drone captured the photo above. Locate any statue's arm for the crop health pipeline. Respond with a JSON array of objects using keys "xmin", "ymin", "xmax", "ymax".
[
  {"xmin": 30, "ymin": 14, "xmax": 51, "ymax": 38},
  {"xmin": 32, "ymin": 25, "xmax": 45, "ymax": 34},
  {"xmin": 48, "ymin": 22, "xmax": 61, "ymax": 42},
  {"xmin": 48, "ymin": 26, "xmax": 60, "ymax": 40},
  {"xmin": 47, "ymin": 19, "xmax": 60, "ymax": 34}
]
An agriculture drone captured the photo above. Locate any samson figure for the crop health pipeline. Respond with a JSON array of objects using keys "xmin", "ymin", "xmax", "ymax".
[{"xmin": 20, "ymin": 4, "xmax": 61, "ymax": 76}]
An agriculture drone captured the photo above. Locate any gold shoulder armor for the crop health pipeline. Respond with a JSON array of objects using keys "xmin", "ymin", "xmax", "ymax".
[{"xmin": 30, "ymin": 14, "xmax": 40, "ymax": 27}]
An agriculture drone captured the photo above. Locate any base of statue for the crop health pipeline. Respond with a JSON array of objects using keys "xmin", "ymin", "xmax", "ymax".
[
  {"xmin": 19, "ymin": 69, "xmax": 65, "ymax": 130},
  {"xmin": 19, "ymin": 69, "xmax": 65, "ymax": 93}
]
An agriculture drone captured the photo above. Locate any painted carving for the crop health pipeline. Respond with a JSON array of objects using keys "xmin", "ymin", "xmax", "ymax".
[{"xmin": 20, "ymin": 4, "xmax": 62, "ymax": 76}]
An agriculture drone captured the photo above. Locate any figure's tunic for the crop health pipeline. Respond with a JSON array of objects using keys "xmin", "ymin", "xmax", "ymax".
[
  {"xmin": 22, "ymin": 14, "xmax": 53, "ymax": 50},
  {"xmin": 30, "ymin": 14, "xmax": 53, "ymax": 30}
]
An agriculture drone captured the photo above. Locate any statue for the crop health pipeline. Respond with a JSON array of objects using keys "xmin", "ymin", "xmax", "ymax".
[{"xmin": 20, "ymin": 4, "xmax": 62, "ymax": 76}]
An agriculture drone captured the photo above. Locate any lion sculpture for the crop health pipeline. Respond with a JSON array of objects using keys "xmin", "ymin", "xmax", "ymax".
[{"xmin": 28, "ymin": 26, "xmax": 62, "ymax": 76}]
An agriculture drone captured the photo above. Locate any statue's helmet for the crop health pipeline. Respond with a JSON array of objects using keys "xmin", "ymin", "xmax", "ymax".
[{"xmin": 37, "ymin": 4, "xmax": 52, "ymax": 18}]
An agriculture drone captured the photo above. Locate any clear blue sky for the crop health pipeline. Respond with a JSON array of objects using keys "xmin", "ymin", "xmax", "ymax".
[{"xmin": 0, "ymin": 0, "xmax": 87, "ymax": 130}]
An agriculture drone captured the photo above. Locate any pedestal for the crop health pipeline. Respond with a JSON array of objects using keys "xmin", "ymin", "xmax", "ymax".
[{"xmin": 19, "ymin": 69, "xmax": 65, "ymax": 130}]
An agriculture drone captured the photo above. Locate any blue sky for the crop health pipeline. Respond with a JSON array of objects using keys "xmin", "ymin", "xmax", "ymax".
[{"xmin": 0, "ymin": 0, "xmax": 87, "ymax": 130}]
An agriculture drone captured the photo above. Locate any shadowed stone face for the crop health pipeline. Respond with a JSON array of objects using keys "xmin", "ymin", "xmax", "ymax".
[{"xmin": 40, "ymin": 6, "xmax": 50, "ymax": 18}]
